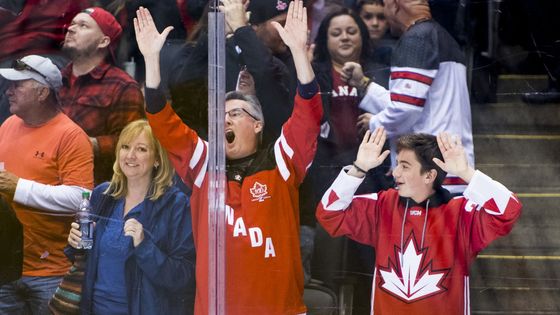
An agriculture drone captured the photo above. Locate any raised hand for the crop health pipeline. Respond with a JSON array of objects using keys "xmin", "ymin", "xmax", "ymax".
[
  {"xmin": 433, "ymin": 132, "xmax": 475, "ymax": 182},
  {"xmin": 134, "ymin": 7, "xmax": 174, "ymax": 59},
  {"xmin": 351, "ymin": 127, "xmax": 390, "ymax": 177},
  {"xmin": 219, "ymin": 0, "xmax": 250, "ymax": 34},
  {"xmin": 271, "ymin": 0, "xmax": 314, "ymax": 84},
  {"xmin": 271, "ymin": 0, "xmax": 308, "ymax": 55}
]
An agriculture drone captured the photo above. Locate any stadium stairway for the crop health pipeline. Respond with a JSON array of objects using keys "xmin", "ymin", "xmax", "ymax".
[{"xmin": 469, "ymin": 74, "xmax": 560, "ymax": 314}]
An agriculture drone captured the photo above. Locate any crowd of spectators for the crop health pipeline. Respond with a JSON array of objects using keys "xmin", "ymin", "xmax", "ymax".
[{"xmin": 0, "ymin": 0, "xmax": 525, "ymax": 314}]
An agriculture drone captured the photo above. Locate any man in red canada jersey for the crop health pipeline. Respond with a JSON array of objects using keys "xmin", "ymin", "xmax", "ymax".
[{"xmin": 135, "ymin": 1, "xmax": 323, "ymax": 314}]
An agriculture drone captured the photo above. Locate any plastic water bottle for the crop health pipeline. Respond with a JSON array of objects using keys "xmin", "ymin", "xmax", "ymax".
[{"xmin": 77, "ymin": 192, "xmax": 94, "ymax": 249}]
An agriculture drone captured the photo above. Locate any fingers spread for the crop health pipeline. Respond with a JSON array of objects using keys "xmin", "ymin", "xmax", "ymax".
[{"xmin": 362, "ymin": 129, "xmax": 371, "ymax": 144}]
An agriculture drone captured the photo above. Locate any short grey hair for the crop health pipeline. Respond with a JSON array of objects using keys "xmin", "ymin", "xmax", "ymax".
[
  {"xmin": 225, "ymin": 91, "xmax": 265, "ymax": 144},
  {"xmin": 225, "ymin": 91, "xmax": 265, "ymax": 125}
]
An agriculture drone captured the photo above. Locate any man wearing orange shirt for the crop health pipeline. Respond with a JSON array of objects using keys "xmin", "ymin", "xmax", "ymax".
[{"xmin": 0, "ymin": 55, "xmax": 93, "ymax": 314}]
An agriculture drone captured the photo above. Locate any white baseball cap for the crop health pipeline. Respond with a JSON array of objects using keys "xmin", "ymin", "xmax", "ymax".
[{"xmin": 0, "ymin": 55, "xmax": 62, "ymax": 90}]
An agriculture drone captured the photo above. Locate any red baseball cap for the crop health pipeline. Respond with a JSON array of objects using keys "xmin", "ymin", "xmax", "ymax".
[{"xmin": 82, "ymin": 7, "xmax": 122, "ymax": 59}]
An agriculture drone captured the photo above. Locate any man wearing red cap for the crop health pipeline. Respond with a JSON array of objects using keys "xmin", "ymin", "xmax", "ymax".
[{"xmin": 59, "ymin": 7, "xmax": 145, "ymax": 184}]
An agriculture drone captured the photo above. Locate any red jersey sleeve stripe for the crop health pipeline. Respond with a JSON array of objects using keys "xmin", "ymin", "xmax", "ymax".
[
  {"xmin": 391, "ymin": 71, "xmax": 434, "ymax": 85},
  {"xmin": 443, "ymin": 177, "xmax": 468, "ymax": 186},
  {"xmin": 391, "ymin": 93, "xmax": 426, "ymax": 107}
]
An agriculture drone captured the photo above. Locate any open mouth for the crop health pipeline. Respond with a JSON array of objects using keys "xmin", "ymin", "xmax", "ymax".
[{"xmin": 225, "ymin": 130, "xmax": 235, "ymax": 143}]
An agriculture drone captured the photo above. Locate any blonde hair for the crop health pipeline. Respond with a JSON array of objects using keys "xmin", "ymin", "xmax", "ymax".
[{"xmin": 105, "ymin": 119, "xmax": 174, "ymax": 200}]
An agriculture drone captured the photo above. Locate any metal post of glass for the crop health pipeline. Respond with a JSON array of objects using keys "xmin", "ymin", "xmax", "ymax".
[{"xmin": 208, "ymin": 6, "xmax": 226, "ymax": 315}]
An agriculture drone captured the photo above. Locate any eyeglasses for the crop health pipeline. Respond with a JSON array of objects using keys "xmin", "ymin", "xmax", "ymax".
[
  {"xmin": 225, "ymin": 108, "xmax": 259, "ymax": 121},
  {"xmin": 12, "ymin": 59, "xmax": 49, "ymax": 82}
]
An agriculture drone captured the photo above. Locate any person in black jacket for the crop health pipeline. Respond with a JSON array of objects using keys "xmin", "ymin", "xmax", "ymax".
[
  {"xmin": 158, "ymin": 0, "xmax": 294, "ymax": 146},
  {"xmin": 220, "ymin": 0, "xmax": 293, "ymax": 146}
]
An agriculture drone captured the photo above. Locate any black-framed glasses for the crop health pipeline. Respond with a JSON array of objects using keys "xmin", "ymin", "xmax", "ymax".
[
  {"xmin": 12, "ymin": 59, "xmax": 48, "ymax": 82},
  {"xmin": 225, "ymin": 108, "xmax": 259, "ymax": 121}
]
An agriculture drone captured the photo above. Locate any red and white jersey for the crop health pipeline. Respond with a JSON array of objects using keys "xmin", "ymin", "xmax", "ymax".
[
  {"xmin": 317, "ymin": 168, "xmax": 522, "ymax": 315},
  {"xmin": 359, "ymin": 20, "xmax": 474, "ymax": 193},
  {"xmin": 148, "ymin": 91, "xmax": 323, "ymax": 315}
]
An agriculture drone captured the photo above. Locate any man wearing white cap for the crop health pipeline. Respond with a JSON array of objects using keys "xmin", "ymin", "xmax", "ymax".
[{"xmin": 0, "ymin": 55, "xmax": 93, "ymax": 314}]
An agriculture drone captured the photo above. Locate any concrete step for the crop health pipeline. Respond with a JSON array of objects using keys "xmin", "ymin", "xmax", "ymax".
[
  {"xmin": 471, "ymin": 258, "xmax": 560, "ymax": 287},
  {"xmin": 478, "ymin": 195, "xmax": 560, "ymax": 254},
  {"xmin": 471, "ymin": 260, "xmax": 559, "ymax": 313},
  {"xmin": 473, "ymin": 135, "xmax": 560, "ymax": 165},
  {"xmin": 476, "ymin": 164, "xmax": 560, "ymax": 192},
  {"xmin": 470, "ymin": 287, "xmax": 560, "ymax": 314},
  {"xmin": 470, "ymin": 258, "xmax": 560, "ymax": 313},
  {"xmin": 472, "ymin": 103, "xmax": 560, "ymax": 134},
  {"xmin": 495, "ymin": 74, "xmax": 549, "ymax": 103}
]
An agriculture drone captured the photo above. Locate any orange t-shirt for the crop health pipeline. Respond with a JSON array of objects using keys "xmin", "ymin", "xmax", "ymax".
[{"xmin": 0, "ymin": 112, "xmax": 93, "ymax": 276}]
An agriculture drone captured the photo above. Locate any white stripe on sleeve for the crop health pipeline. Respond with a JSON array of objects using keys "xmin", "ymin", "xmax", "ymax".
[{"xmin": 14, "ymin": 179, "xmax": 89, "ymax": 213}]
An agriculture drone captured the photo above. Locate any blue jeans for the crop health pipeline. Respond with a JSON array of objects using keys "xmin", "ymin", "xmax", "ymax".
[{"xmin": 0, "ymin": 276, "xmax": 62, "ymax": 315}]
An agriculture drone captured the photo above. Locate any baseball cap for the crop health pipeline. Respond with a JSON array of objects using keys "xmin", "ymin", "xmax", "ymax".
[
  {"xmin": 82, "ymin": 7, "xmax": 122, "ymax": 58},
  {"xmin": 248, "ymin": 0, "xmax": 290, "ymax": 25},
  {"xmin": 0, "ymin": 55, "xmax": 62, "ymax": 90}
]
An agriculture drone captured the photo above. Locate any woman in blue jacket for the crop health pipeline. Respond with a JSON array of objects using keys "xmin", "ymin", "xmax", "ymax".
[{"xmin": 66, "ymin": 119, "xmax": 195, "ymax": 315}]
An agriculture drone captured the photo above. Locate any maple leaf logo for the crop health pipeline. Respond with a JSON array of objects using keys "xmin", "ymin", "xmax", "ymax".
[
  {"xmin": 250, "ymin": 181, "xmax": 271, "ymax": 202},
  {"xmin": 378, "ymin": 235, "xmax": 449, "ymax": 303},
  {"xmin": 276, "ymin": 0, "xmax": 288, "ymax": 11}
]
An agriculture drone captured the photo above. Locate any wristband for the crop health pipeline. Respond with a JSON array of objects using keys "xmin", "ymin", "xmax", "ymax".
[
  {"xmin": 360, "ymin": 76, "xmax": 371, "ymax": 89},
  {"xmin": 358, "ymin": 76, "xmax": 372, "ymax": 97},
  {"xmin": 352, "ymin": 162, "xmax": 367, "ymax": 174}
]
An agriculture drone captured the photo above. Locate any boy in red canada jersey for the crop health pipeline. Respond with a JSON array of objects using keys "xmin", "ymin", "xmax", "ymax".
[{"xmin": 317, "ymin": 127, "xmax": 522, "ymax": 315}]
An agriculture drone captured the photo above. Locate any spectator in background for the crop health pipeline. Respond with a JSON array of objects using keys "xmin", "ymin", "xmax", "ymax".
[
  {"xmin": 220, "ymin": 0, "xmax": 293, "ymax": 146},
  {"xmin": 96, "ymin": 0, "xmax": 209, "ymax": 81},
  {"xmin": 357, "ymin": 0, "xmax": 389, "ymax": 45},
  {"xmin": 155, "ymin": 0, "xmax": 294, "ymax": 143},
  {"xmin": 0, "ymin": 55, "xmax": 93, "ymax": 314},
  {"xmin": 249, "ymin": 0, "xmax": 290, "ymax": 57},
  {"xmin": 312, "ymin": 7, "xmax": 388, "ymax": 157},
  {"xmin": 65, "ymin": 120, "xmax": 195, "ymax": 315},
  {"xmin": 248, "ymin": 0, "xmax": 299, "ymax": 97},
  {"xmin": 347, "ymin": 0, "xmax": 475, "ymax": 193},
  {"xmin": 0, "ymin": 0, "xmax": 90, "ymax": 124},
  {"xmin": 301, "ymin": 8, "xmax": 391, "ymax": 226},
  {"xmin": 308, "ymin": 0, "xmax": 346, "ymax": 42},
  {"xmin": 300, "ymin": 7, "xmax": 392, "ymax": 305},
  {"xmin": 316, "ymin": 128, "xmax": 522, "ymax": 314},
  {"xmin": 135, "ymin": 1, "xmax": 322, "ymax": 312},
  {"xmin": 356, "ymin": 0, "xmax": 396, "ymax": 66},
  {"xmin": 59, "ymin": 7, "xmax": 145, "ymax": 185}
]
